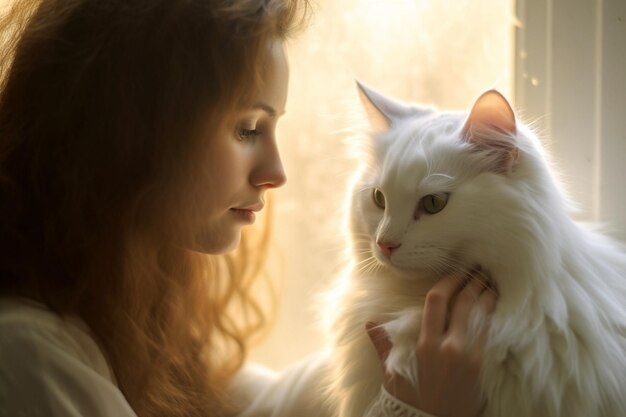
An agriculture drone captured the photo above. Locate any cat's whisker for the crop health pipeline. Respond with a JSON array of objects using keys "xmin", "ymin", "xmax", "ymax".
[
  {"xmin": 429, "ymin": 256, "xmax": 500, "ymax": 296},
  {"xmin": 359, "ymin": 260, "xmax": 380, "ymax": 276},
  {"xmin": 348, "ymin": 232, "xmax": 373, "ymax": 239},
  {"xmin": 351, "ymin": 186, "xmax": 374, "ymax": 196},
  {"xmin": 354, "ymin": 257, "xmax": 380, "ymax": 274},
  {"xmin": 350, "ymin": 258, "xmax": 375, "ymax": 266},
  {"xmin": 350, "ymin": 246, "xmax": 374, "ymax": 253},
  {"xmin": 353, "ymin": 255, "xmax": 375, "ymax": 267}
]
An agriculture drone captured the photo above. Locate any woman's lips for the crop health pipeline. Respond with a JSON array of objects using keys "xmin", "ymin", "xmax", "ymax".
[{"xmin": 230, "ymin": 208, "xmax": 256, "ymax": 223}]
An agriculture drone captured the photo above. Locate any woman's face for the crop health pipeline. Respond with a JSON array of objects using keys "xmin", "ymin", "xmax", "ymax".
[{"xmin": 194, "ymin": 40, "xmax": 289, "ymax": 254}]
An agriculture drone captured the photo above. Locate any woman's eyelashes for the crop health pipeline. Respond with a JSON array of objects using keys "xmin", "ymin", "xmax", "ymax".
[
  {"xmin": 235, "ymin": 117, "xmax": 264, "ymax": 142},
  {"xmin": 236, "ymin": 126, "xmax": 262, "ymax": 141},
  {"xmin": 235, "ymin": 113, "xmax": 278, "ymax": 142}
]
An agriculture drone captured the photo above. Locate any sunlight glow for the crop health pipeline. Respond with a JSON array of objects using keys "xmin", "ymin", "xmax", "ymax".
[{"xmin": 257, "ymin": 0, "xmax": 515, "ymax": 370}]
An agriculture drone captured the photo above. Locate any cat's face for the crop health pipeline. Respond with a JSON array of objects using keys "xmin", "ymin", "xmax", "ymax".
[{"xmin": 350, "ymin": 84, "xmax": 519, "ymax": 279}]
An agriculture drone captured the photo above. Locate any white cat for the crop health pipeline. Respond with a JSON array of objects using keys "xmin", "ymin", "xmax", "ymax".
[{"xmin": 325, "ymin": 83, "xmax": 626, "ymax": 417}]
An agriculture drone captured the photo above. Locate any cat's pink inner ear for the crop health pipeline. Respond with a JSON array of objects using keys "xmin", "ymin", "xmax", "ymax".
[
  {"xmin": 463, "ymin": 90, "xmax": 519, "ymax": 172},
  {"xmin": 463, "ymin": 90, "xmax": 516, "ymax": 137}
]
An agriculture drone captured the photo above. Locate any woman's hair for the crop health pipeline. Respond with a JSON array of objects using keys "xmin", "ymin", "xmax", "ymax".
[{"xmin": 0, "ymin": 0, "xmax": 309, "ymax": 415}]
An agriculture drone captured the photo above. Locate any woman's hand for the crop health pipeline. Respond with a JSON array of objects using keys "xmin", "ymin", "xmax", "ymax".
[{"xmin": 366, "ymin": 271, "xmax": 497, "ymax": 417}]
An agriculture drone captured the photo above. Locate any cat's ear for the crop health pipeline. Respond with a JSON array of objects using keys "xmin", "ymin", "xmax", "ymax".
[
  {"xmin": 462, "ymin": 90, "xmax": 519, "ymax": 172},
  {"xmin": 356, "ymin": 81, "xmax": 416, "ymax": 133}
]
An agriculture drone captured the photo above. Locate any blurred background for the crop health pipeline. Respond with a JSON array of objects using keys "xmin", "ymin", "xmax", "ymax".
[{"xmin": 251, "ymin": 0, "xmax": 626, "ymax": 370}]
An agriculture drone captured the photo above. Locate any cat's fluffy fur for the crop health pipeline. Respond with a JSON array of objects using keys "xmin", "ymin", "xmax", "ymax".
[{"xmin": 325, "ymin": 83, "xmax": 626, "ymax": 417}]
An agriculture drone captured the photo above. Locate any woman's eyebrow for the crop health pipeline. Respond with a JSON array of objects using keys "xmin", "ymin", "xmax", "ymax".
[{"xmin": 253, "ymin": 102, "xmax": 285, "ymax": 117}]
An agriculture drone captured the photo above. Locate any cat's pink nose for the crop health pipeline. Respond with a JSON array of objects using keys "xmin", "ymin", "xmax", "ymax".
[{"xmin": 377, "ymin": 240, "xmax": 401, "ymax": 257}]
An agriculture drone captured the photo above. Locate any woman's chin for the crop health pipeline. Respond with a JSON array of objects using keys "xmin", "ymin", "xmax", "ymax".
[{"xmin": 188, "ymin": 229, "xmax": 242, "ymax": 255}]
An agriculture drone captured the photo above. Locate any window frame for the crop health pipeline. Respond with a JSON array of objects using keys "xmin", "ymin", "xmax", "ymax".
[{"xmin": 514, "ymin": 0, "xmax": 626, "ymax": 241}]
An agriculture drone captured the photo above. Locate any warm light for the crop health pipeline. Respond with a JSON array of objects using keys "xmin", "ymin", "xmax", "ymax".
[{"xmin": 250, "ymin": 0, "xmax": 514, "ymax": 370}]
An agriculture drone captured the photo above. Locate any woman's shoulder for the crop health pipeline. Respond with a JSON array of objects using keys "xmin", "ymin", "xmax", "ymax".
[
  {"xmin": 0, "ymin": 296, "xmax": 114, "ymax": 383},
  {"xmin": 0, "ymin": 297, "xmax": 137, "ymax": 417}
]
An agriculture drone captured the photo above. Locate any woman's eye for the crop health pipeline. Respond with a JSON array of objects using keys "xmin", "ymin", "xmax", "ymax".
[
  {"xmin": 421, "ymin": 193, "xmax": 449, "ymax": 214},
  {"xmin": 372, "ymin": 188, "xmax": 385, "ymax": 209},
  {"xmin": 237, "ymin": 128, "xmax": 261, "ymax": 141}
]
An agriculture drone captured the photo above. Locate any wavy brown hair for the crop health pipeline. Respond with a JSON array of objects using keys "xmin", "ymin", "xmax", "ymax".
[{"xmin": 0, "ymin": 0, "xmax": 309, "ymax": 415}]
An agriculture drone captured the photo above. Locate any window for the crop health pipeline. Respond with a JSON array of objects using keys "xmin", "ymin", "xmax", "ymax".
[{"xmin": 515, "ymin": 0, "xmax": 626, "ymax": 240}]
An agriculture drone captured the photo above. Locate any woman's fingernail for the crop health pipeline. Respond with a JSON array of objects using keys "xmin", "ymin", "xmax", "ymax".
[{"xmin": 365, "ymin": 321, "xmax": 379, "ymax": 331}]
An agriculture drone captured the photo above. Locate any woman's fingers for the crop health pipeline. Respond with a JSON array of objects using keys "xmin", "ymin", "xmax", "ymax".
[
  {"xmin": 365, "ymin": 321, "xmax": 392, "ymax": 364},
  {"xmin": 420, "ymin": 272, "xmax": 466, "ymax": 341},
  {"xmin": 473, "ymin": 286, "xmax": 498, "ymax": 349},
  {"xmin": 477, "ymin": 285, "xmax": 497, "ymax": 315},
  {"xmin": 366, "ymin": 321, "xmax": 424, "ymax": 407},
  {"xmin": 365, "ymin": 268, "xmax": 498, "ymax": 417},
  {"xmin": 412, "ymin": 269, "xmax": 497, "ymax": 417},
  {"xmin": 447, "ymin": 276, "xmax": 489, "ymax": 338}
]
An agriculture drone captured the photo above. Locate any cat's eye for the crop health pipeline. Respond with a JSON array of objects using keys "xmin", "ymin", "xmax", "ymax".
[
  {"xmin": 372, "ymin": 188, "xmax": 385, "ymax": 209},
  {"xmin": 421, "ymin": 193, "xmax": 448, "ymax": 214}
]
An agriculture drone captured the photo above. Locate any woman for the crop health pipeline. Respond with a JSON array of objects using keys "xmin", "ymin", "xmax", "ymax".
[{"xmin": 0, "ymin": 1, "xmax": 495, "ymax": 416}]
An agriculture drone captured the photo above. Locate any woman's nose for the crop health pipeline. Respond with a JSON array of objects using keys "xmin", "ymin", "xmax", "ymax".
[{"xmin": 250, "ymin": 139, "xmax": 287, "ymax": 189}]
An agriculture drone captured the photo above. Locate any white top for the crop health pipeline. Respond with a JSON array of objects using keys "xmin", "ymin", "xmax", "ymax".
[{"xmin": 0, "ymin": 297, "xmax": 435, "ymax": 417}]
